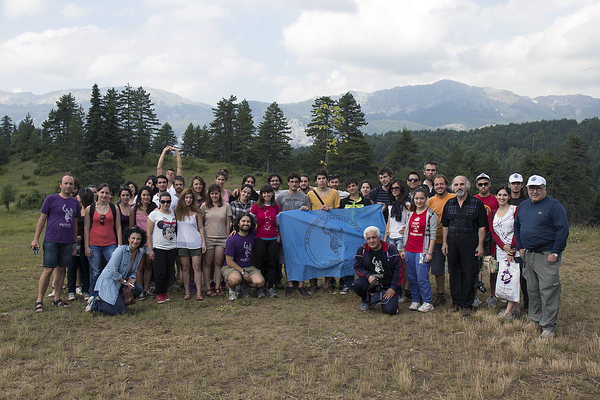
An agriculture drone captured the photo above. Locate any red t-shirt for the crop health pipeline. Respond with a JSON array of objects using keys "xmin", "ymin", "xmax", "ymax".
[
  {"xmin": 475, "ymin": 194, "xmax": 499, "ymax": 233},
  {"xmin": 250, "ymin": 203, "xmax": 279, "ymax": 239},
  {"xmin": 406, "ymin": 209, "xmax": 427, "ymax": 253}
]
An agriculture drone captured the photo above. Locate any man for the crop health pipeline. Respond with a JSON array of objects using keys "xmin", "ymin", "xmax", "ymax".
[
  {"xmin": 369, "ymin": 166, "xmax": 393, "ymax": 220},
  {"xmin": 421, "ymin": 161, "xmax": 439, "ymax": 198},
  {"xmin": 31, "ymin": 174, "xmax": 81, "ymax": 312},
  {"xmin": 508, "ymin": 173, "xmax": 528, "ymax": 205},
  {"xmin": 307, "ymin": 169, "xmax": 341, "ymax": 293},
  {"xmin": 353, "ymin": 226, "xmax": 403, "ymax": 315},
  {"xmin": 329, "ymin": 174, "xmax": 349, "ymax": 199},
  {"xmin": 173, "ymin": 175, "xmax": 185, "ymax": 198},
  {"xmin": 442, "ymin": 176, "xmax": 487, "ymax": 317},
  {"xmin": 157, "ymin": 145, "xmax": 182, "ymax": 197},
  {"xmin": 276, "ymin": 172, "xmax": 310, "ymax": 296},
  {"xmin": 426, "ymin": 174, "xmax": 456, "ymax": 307},
  {"xmin": 153, "ymin": 175, "xmax": 178, "ymax": 210},
  {"xmin": 514, "ymin": 175, "xmax": 569, "ymax": 339},
  {"xmin": 223, "ymin": 213, "xmax": 265, "ymax": 300},
  {"xmin": 299, "ymin": 174, "xmax": 314, "ymax": 194},
  {"xmin": 406, "ymin": 171, "xmax": 421, "ymax": 200},
  {"xmin": 267, "ymin": 173, "xmax": 283, "ymax": 199}
]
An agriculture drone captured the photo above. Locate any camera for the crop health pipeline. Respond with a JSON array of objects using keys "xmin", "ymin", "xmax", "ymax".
[{"xmin": 473, "ymin": 280, "xmax": 487, "ymax": 293}]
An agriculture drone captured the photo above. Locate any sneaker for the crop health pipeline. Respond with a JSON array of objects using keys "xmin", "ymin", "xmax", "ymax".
[
  {"xmin": 275, "ymin": 279, "xmax": 285, "ymax": 290},
  {"xmin": 85, "ymin": 297, "xmax": 95, "ymax": 313},
  {"xmin": 76, "ymin": 286, "xmax": 83, "ymax": 296},
  {"xmin": 432, "ymin": 293, "xmax": 447, "ymax": 306},
  {"xmin": 398, "ymin": 296, "xmax": 406, "ymax": 303},
  {"xmin": 267, "ymin": 288, "xmax": 278, "ymax": 298},
  {"xmin": 83, "ymin": 292, "xmax": 90, "ymax": 301},
  {"xmin": 163, "ymin": 294, "xmax": 171, "ymax": 302},
  {"xmin": 525, "ymin": 321, "xmax": 541, "ymax": 332},
  {"xmin": 138, "ymin": 292, "xmax": 146, "ymax": 301},
  {"xmin": 189, "ymin": 283, "xmax": 197, "ymax": 294},
  {"xmin": 68, "ymin": 292, "xmax": 76, "ymax": 301},
  {"xmin": 339, "ymin": 285, "xmax": 350, "ymax": 295},
  {"xmin": 472, "ymin": 298, "xmax": 481, "ymax": 307},
  {"xmin": 324, "ymin": 286, "xmax": 336, "ymax": 294},
  {"xmin": 487, "ymin": 296, "xmax": 497, "ymax": 308},
  {"xmin": 156, "ymin": 294, "xmax": 166, "ymax": 304},
  {"xmin": 285, "ymin": 287, "xmax": 294, "ymax": 297},
  {"xmin": 307, "ymin": 286, "xmax": 316, "ymax": 295},
  {"xmin": 240, "ymin": 285, "xmax": 250, "ymax": 299},
  {"xmin": 360, "ymin": 302, "xmax": 370, "ymax": 312},
  {"xmin": 228, "ymin": 288, "xmax": 237, "ymax": 301},
  {"xmin": 497, "ymin": 311, "xmax": 513, "ymax": 322},
  {"xmin": 48, "ymin": 289, "xmax": 55, "ymax": 297},
  {"xmin": 298, "ymin": 287, "xmax": 310, "ymax": 297},
  {"xmin": 540, "ymin": 330, "xmax": 556, "ymax": 340},
  {"xmin": 257, "ymin": 288, "xmax": 266, "ymax": 299},
  {"xmin": 418, "ymin": 302, "xmax": 433, "ymax": 313},
  {"xmin": 409, "ymin": 302, "xmax": 420, "ymax": 311}
]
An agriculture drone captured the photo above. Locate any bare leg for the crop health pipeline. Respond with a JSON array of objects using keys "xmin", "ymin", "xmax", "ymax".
[
  {"xmin": 203, "ymin": 248, "xmax": 215, "ymax": 292},
  {"xmin": 53, "ymin": 267, "xmax": 66, "ymax": 302},
  {"xmin": 37, "ymin": 267, "xmax": 54, "ymax": 304},
  {"xmin": 213, "ymin": 246, "xmax": 225, "ymax": 291},
  {"xmin": 506, "ymin": 300, "xmax": 517, "ymax": 315},
  {"xmin": 180, "ymin": 256, "xmax": 191, "ymax": 296}
]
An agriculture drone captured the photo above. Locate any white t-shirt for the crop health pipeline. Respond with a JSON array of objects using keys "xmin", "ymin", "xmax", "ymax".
[
  {"xmin": 388, "ymin": 203, "xmax": 409, "ymax": 239},
  {"xmin": 148, "ymin": 209, "xmax": 177, "ymax": 250},
  {"xmin": 152, "ymin": 193, "xmax": 178, "ymax": 210},
  {"xmin": 177, "ymin": 214, "xmax": 203, "ymax": 250}
]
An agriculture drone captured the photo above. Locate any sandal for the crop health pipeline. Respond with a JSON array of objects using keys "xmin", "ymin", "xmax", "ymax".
[
  {"xmin": 215, "ymin": 289, "xmax": 223, "ymax": 296},
  {"xmin": 206, "ymin": 289, "xmax": 217, "ymax": 297},
  {"xmin": 184, "ymin": 293, "xmax": 191, "ymax": 300},
  {"xmin": 51, "ymin": 299, "xmax": 69, "ymax": 308},
  {"xmin": 34, "ymin": 302, "xmax": 43, "ymax": 313},
  {"xmin": 196, "ymin": 293, "xmax": 204, "ymax": 301}
]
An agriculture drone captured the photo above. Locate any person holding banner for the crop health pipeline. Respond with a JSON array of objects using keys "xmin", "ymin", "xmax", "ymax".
[{"xmin": 353, "ymin": 226, "xmax": 403, "ymax": 315}]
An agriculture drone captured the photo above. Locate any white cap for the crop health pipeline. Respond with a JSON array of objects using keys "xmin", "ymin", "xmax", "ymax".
[
  {"xmin": 476, "ymin": 173, "xmax": 490, "ymax": 181},
  {"xmin": 509, "ymin": 173, "xmax": 523, "ymax": 183},
  {"xmin": 526, "ymin": 175, "xmax": 546, "ymax": 186}
]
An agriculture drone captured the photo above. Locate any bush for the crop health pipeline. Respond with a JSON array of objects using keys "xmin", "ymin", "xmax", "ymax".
[
  {"xmin": 18, "ymin": 189, "xmax": 46, "ymax": 210},
  {"xmin": 21, "ymin": 174, "xmax": 30, "ymax": 180},
  {"xmin": 26, "ymin": 180, "xmax": 37, "ymax": 187}
]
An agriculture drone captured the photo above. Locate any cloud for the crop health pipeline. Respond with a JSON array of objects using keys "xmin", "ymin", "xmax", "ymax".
[
  {"xmin": 2, "ymin": 0, "xmax": 47, "ymax": 19},
  {"xmin": 60, "ymin": 3, "xmax": 93, "ymax": 20}
]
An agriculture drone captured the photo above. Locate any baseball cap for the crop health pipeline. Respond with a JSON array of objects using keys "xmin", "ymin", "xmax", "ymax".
[
  {"xmin": 526, "ymin": 175, "xmax": 546, "ymax": 186},
  {"xmin": 509, "ymin": 173, "xmax": 523, "ymax": 183}
]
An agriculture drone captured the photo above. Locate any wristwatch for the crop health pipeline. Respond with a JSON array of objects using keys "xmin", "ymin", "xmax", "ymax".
[
  {"xmin": 552, "ymin": 253, "xmax": 559, "ymax": 258},
  {"xmin": 240, "ymin": 270, "xmax": 247, "ymax": 275}
]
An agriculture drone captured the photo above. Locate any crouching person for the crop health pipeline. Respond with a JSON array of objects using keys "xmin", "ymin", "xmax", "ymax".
[
  {"xmin": 354, "ymin": 226, "xmax": 403, "ymax": 315},
  {"xmin": 86, "ymin": 227, "xmax": 145, "ymax": 315},
  {"xmin": 223, "ymin": 213, "xmax": 265, "ymax": 300}
]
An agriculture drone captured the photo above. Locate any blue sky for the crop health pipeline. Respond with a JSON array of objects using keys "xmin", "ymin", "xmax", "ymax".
[{"xmin": 1, "ymin": 0, "xmax": 599, "ymax": 105}]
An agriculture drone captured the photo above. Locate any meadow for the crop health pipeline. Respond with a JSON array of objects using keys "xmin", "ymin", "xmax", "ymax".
[{"xmin": 0, "ymin": 207, "xmax": 599, "ymax": 399}]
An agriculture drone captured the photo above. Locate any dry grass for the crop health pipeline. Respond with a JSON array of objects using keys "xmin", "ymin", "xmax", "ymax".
[{"xmin": 1, "ymin": 214, "xmax": 600, "ymax": 399}]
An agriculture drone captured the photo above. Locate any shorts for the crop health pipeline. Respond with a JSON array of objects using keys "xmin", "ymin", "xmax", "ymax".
[
  {"xmin": 430, "ymin": 242, "xmax": 446, "ymax": 275},
  {"xmin": 178, "ymin": 248, "xmax": 203, "ymax": 257},
  {"xmin": 139, "ymin": 245, "xmax": 149, "ymax": 255},
  {"xmin": 222, "ymin": 265, "xmax": 262, "ymax": 280},
  {"xmin": 205, "ymin": 237, "xmax": 227, "ymax": 250},
  {"xmin": 388, "ymin": 237, "xmax": 404, "ymax": 250},
  {"xmin": 42, "ymin": 241, "xmax": 72, "ymax": 269}
]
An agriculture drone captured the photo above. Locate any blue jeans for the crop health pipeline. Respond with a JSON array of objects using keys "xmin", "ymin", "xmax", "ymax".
[
  {"xmin": 353, "ymin": 276, "xmax": 399, "ymax": 315},
  {"xmin": 88, "ymin": 244, "xmax": 118, "ymax": 296},
  {"xmin": 93, "ymin": 283, "xmax": 143, "ymax": 315},
  {"xmin": 405, "ymin": 251, "xmax": 433, "ymax": 303}
]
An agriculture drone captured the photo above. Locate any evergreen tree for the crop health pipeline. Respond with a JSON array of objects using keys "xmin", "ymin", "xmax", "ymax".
[
  {"xmin": 181, "ymin": 123, "xmax": 198, "ymax": 157},
  {"xmin": 253, "ymin": 102, "xmax": 292, "ymax": 173},
  {"xmin": 103, "ymin": 88, "xmax": 124, "ymax": 158},
  {"xmin": 386, "ymin": 127, "xmax": 419, "ymax": 173},
  {"xmin": 85, "ymin": 84, "xmax": 103, "ymax": 161},
  {"xmin": 152, "ymin": 122, "xmax": 178, "ymax": 153},
  {"xmin": 81, "ymin": 150, "xmax": 124, "ymax": 188},
  {"xmin": 0, "ymin": 116, "xmax": 15, "ymax": 164},
  {"xmin": 305, "ymin": 96, "xmax": 343, "ymax": 168},
  {"xmin": 13, "ymin": 114, "xmax": 40, "ymax": 161},
  {"xmin": 445, "ymin": 144, "xmax": 463, "ymax": 178},
  {"xmin": 233, "ymin": 99, "xmax": 255, "ymax": 166},
  {"xmin": 132, "ymin": 86, "xmax": 160, "ymax": 155},
  {"xmin": 209, "ymin": 95, "xmax": 237, "ymax": 163},
  {"xmin": 196, "ymin": 124, "xmax": 211, "ymax": 159},
  {"xmin": 118, "ymin": 83, "xmax": 137, "ymax": 154},
  {"xmin": 1, "ymin": 183, "xmax": 16, "ymax": 211}
]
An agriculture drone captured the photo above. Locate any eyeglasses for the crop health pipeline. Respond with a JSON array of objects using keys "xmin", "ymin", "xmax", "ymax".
[
  {"xmin": 160, "ymin": 200, "xmax": 172, "ymax": 205},
  {"xmin": 390, "ymin": 186, "xmax": 401, "ymax": 191},
  {"xmin": 100, "ymin": 214, "xmax": 105, "ymax": 225},
  {"xmin": 528, "ymin": 186, "xmax": 545, "ymax": 192},
  {"xmin": 407, "ymin": 178, "xmax": 419, "ymax": 182},
  {"xmin": 477, "ymin": 182, "xmax": 489, "ymax": 187}
]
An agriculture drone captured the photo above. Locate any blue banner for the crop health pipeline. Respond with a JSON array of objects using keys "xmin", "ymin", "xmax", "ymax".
[{"xmin": 277, "ymin": 204, "xmax": 386, "ymax": 281}]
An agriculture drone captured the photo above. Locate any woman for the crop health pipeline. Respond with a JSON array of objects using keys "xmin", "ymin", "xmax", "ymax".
[
  {"xmin": 123, "ymin": 180, "xmax": 138, "ymax": 200},
  {"xmin": 190, "ymin": 175, "xmax": 207, "ymax": 206},
  {"xmin": 147, "ymin": 192, "xmax": 177, "ymax": 303},
  {"xmin": 215, "ymin": 169, "xmax": 232, "ymax": 203},
  {"xmin": 85, "ymin": 227, "xmax": 146, "ymax": 315},
  {"xmin": 491, "ymin": 185, "xmax": 520, "ymax": 321},
  {"xmin": 144, "ymin": 175, "xmax": 158, "ymax": 196},
  {"xmin": 250, "ymin": 184, "xmax": 280, "ymax": 299},
  {"xmin": 67, "ymin": 188, "xmax": 95, "ymax": 301},
  {"xmin": 230, "ymin": 174, "xmax": 259, "ymax": 202},
  {"xmin": 401, "ymin": 187, "xmax": 438, "ymax": 313},
  {"xmin": 385, "ymin": 178, "xmax": 411, "ymax": 301},
  {"xmin": 230, "ymin": 184, "xmax": 255, "ymax": 223},
  {"xmin": 130, "ymin": 185, "xmax": 156, "ymax": 299},
  {"xmin": 84, "ymin": 183, "xmax": 122, "ymax": 297},
  {"xmin": 174, "ymin": 188, "xmax": 207, "ymax": 300},
  {"xmin": 200, "ymin": 184, "xmax": 232, "ymax": 296},
  {"xmin": 117, "ymin": 186, "xmax": 133, "ymax": 238},
  {"xmin": 360, "ymin": 180, "xmax": 374, "ymax": 199}
]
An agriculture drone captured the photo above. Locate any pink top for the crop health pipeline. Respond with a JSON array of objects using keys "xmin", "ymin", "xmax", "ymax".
[
  {"xmin": 90, "ymin": 207, "xmax": 116, "ymax": 246},
  {"xmin": 405, "ymin": 209, "xmax": 426, "ymax": 253},
  {"xmin": 250, "ymin": 203, "xmax": 279, "ymax": 239},
  {"xmin": 135, "ymin": 210, "xmax": 149, "ymax": 232}
]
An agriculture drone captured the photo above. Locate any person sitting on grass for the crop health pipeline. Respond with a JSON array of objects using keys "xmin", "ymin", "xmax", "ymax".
[
  {"xmin": 353, "ymin": 226, "xmax": 403, "ymax": 315},
  {"xmin": 223, "ymin": 213, "xmax": 265, "ymax": 300},
  {"xmin": 86, "ymin": 227, "xmax": 146, "ymax": 315}
]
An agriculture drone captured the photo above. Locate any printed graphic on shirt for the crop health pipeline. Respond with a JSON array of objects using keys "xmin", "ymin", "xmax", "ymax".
[
  {"xmin": 372, "ymin": 256, "xmax": 384, "ymax": 278},
  {"xmin": 157, "ymin": 218, "xmax": 176, "ymax": 241},
  {"xmin": 242, "ymin": 239, "xmax": 252, "ymax": 263},
  {"xmin": 409, "ymin": 215, "xmax": 423, "ymax": 237},
  {"xmin": 62, "ymin": 204, "xmax": 74, "ymax": 224}
]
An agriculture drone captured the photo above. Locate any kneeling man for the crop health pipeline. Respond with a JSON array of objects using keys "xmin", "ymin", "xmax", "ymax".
[
  {"xmin": 354, "ymin": 226, "xmax": 403, "ymax": 315},
  {"xmin": 223, "ymin": 212, "xmax": 265, "ymax": 300}
]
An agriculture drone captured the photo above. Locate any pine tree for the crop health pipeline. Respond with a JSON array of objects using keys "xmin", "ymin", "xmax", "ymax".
[
  {"xmin": 252, "ymin": 102, "xmax": 292, "ymax": 173},
  {"xmin": 209, "ymin": 95, "xmax": 237, "ymax": 163},
  {"xmin": 85, "ymin": 84, "xmax": 103, "ymax": 161},
  {"xmin": 132, "ymin": 87, "xmax": 160, "ymax": 155},
  {"xmin": 386, "ymin": 128, "xmax": 418, "ymax": 173},
  {"xmin": 0, "ymin": 116, "xmax": 14, "ymax": 165},
  {"xmin": 196, "ymin": 124, "xmax": 211, "ymax": 159},
  {"xmin": 306, "ymin": 96, "xmax": 343, "ymax": 168},
  {"xmin": 233, "ymin": 99, "xmax": 255, "ymax": 166},
  {"xmin": 118, "ymin": 84, "xmax": 137, "ymax": 154},
  {"xmin": 181, "ymin": 123, "xmax": 198, "ymax": 157},
  {"xmin": 13, "ymin": 114, "xmax": 40, "ymax": 161},
  {"xmin": 152, "ymin": 122, "xmax": 178, "ymax": 153},
  {"xmin": 103, "ymin": 88, "xmax": 124, "ymax": 158}
]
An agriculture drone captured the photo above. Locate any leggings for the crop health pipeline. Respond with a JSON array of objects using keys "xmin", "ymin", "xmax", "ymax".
[{"xmin": 254, "ymin": 238, "xmax": 279, "ymax": 289}]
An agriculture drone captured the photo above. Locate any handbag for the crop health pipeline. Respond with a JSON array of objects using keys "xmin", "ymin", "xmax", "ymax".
[
  {"xmin": 123, "ymin": 287, "xmax": 136, "ymax": 306},
  {"xmin": 495, "ymin": 259, "xmax": 520, "ymax": 302}
]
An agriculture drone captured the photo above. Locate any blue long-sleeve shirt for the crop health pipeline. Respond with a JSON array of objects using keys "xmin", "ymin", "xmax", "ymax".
[{"xmin": 514, "ymin": 196, "xmax": 569, "ymax": 253}]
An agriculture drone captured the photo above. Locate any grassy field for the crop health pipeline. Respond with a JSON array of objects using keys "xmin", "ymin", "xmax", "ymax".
[{"xmin": 1, "ymin": 208, "xmax": 599, "ymax": 399}]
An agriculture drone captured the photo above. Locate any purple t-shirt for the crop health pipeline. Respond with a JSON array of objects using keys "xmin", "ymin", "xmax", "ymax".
[
  {"xmin": 40, "ymin": 194, "xmax": 81, "ymax": 244},
  {"xmin": 224, "ymin": 230, "xmax": 255, "ymax": 268}
]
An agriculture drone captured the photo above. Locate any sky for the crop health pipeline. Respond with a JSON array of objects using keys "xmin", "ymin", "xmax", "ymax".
[{"xmin": 1, "ymin": 0, "xmax": 600, "ymax": 105}]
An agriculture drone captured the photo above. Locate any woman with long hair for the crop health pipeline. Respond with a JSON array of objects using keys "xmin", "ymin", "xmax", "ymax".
[
  {"xmin": 117, "ymin": 186, "xmax": 133, "ymax": 238},
  {"xmin": 385, "ymin": 178, "xmax": 411, "ymax": 301},
  {"xmin": 147, "ymin": 192, "xmax": 177, "ymax": 303},
  {"xmin": 67, "ymin": 187, "xmax": 95, "ymax": 301},
  {"xmin": 215, "ymin": 169, "xmax": 232, "ymax": 203},
  {"xmin": 250, "ymin": 184, "xmax": 280, "ymax": 299},
  {"xmin": 144, "ymin": 175, "xmax": 158, "ymax": 196},
  {"xmin": 200, "ymin": 184, "xmax": 232, "ymax": 296},
  {"xmin": 360, "ymin": 180, "xmax": 374, "ymax": 199},
  {"xmin": 401, "ymin": 187, "xmax": 438, "ymax": 313},
  {"xmin": 84, "ymin": 183, "xmax": 122, "ymax": 298},
  {"xmin": 130, "ymin": 185, "xmax": 157, "ymax": 299},
  {"xmin": 190, "ymin": 175, "xmax": 207, "ymax": 206},
  {"xmin": 174, "ymin": 188, "xmax": 207, "ymax": 300},
  {"xmin": 491, "ymin": 185, "xmax": 521, "ymax": 320}
]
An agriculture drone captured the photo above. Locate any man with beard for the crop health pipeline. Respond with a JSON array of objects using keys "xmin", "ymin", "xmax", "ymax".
[
  {"xmin": 421, "ymin": 161, "xmax": 439, "ymax": 198},
  {"xmin": 442, "ymin": 176, "xmax": 487, "ymax": 317},
  {"xmin": 153, "ymin": 175, "xmax": 178, "ymax": 210},
  {"xmin": 406, "ymin": 171, "xmax": 421, "ymax": 200},
  {"xmin": 173, "ymin": 176, "xmax": 185, "ymax": 198},
  {"xmin": 223, "ymin": 213, "xmax": 265, "ymax": 300},
  {"xmin": 267, "ymin": 173, "xmax": 284, "ymax": 200},
  {"xmin": 299, "ymin": 174, "xmax": 313, "ymax": 194}
]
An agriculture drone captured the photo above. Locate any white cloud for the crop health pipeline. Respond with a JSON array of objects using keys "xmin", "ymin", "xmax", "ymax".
[
  {"xmin": 60, "ymin": 3, "xmax": 93, "ymax": 20},
  {"xmin": 3, "ymin": 0, "xmax": 47, "ymax": 19}
]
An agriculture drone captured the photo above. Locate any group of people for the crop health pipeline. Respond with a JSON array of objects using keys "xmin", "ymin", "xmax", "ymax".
[{"xmin": 31, "ymin": 149, "xmax": 569, "ymax": 339}]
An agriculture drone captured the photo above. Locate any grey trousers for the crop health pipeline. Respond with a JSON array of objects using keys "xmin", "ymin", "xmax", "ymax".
[{"xmin": 523, "ymin": 250, "xmax": 561, "ymax": 332}]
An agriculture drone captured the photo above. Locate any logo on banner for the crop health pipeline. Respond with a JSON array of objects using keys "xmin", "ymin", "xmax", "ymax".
[{"xmin": 304, "ymin": 215, "xmax": 362, "ymax": 268}]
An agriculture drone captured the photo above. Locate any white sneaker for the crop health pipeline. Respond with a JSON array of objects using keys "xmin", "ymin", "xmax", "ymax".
[
  {"xmin": 228, "ymin": 288, "xmax": 237, "ymax": 301},
  {"xmin": 486, "ymin": 296, "xmax": 497, "ymax": 307},
  {"xmin": 257, "ymin": 288, "xmax": 266, "ymax": 299},
  {"xmin": 68, "ymin": 292, "xmax": 76, "ymax": 301},
  {"xmin": 398, "ymin": 296, "xmax": 406, "ymax": 303},
  {"xmin": 409, "ymin": 302, "xmax": 420, "ymax": 311},
  {"xmin": 48, "ymin": 289, "xmax": 55, "ymax": 297},
  {"xmin": 85, "ymin": 296, "xmax": 95, "ymax": 313},
  {"xmin": 472, "ymin": 297, "xmax": 481, "ymax": 307},
  {"xmin": 76, "ymin": 286, "xmax": 83, "ymax": 296},
  {"xmin": 267, "ymin": 288, "xmax": 278, "ymax": 298},
  {"xmin": 418, "ymin": 302, "xmax": 433, "ymax": 313}
]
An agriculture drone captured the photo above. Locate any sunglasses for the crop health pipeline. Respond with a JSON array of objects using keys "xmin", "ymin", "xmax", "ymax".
[
  {"xmin": 390, "ymin": 186, "xmax": 401, "ymax": 191},
  {"xmin": 477, "ymin": 182, "xmax": 490, "ymax": 187},
  {"xmin": 160, "ymin": 200, "xmax": 172, "ymax": 205},
  {"xmin": 407, "ymin": 178, "xmax": 419, "ymax": 182},
  {"xmin": 100, "ymin": 214, "xmax": 105, "ymax": 225}
]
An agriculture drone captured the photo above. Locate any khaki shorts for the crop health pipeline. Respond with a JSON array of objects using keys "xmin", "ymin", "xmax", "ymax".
[
  {"xmin": 178, "ymin": 248, "xmax": 203, "ymax": 257},
  {"xmin": 222, "ymin": 265, "xmax": 262, "ymax": 280}
]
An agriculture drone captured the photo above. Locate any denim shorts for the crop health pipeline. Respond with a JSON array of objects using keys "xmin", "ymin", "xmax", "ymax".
[
  {"xmin": 42, "ymin": 241, "xmax": 72, "ymax": 269},
  {"xmin": 430, "ymin": 242, "xmax": 446, "ymax": 275}
]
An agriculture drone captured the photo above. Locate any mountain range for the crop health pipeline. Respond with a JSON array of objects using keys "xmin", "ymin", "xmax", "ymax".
[{"xmin": 2, "ymin": 79, "xmax": 599, "ymax": 147}]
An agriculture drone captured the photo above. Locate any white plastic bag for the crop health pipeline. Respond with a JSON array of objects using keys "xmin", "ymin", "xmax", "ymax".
[{"xmin": 495, "ymin": 259, "xmax": 520, "ymax": 303}]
